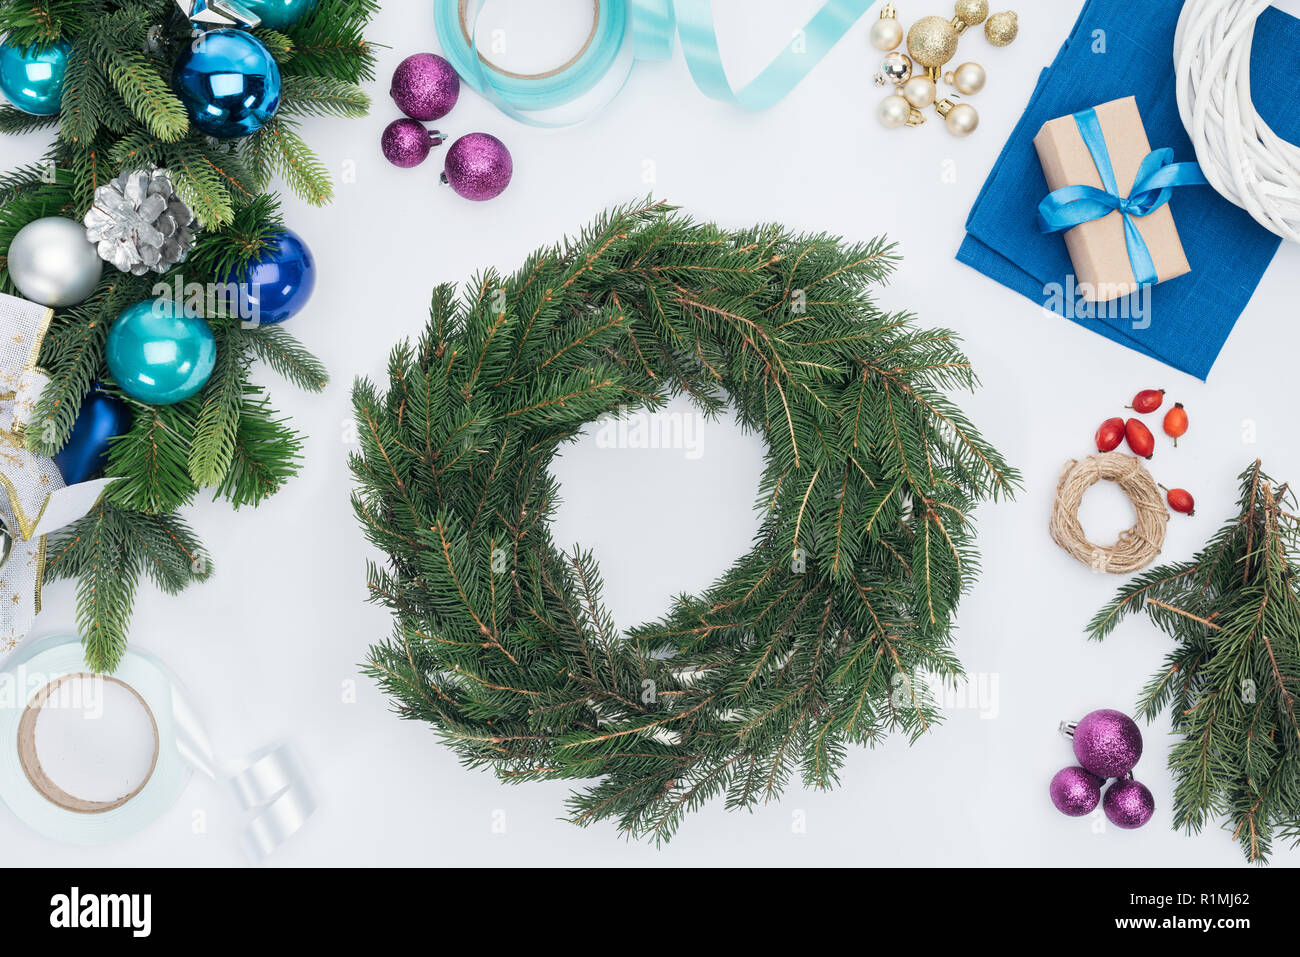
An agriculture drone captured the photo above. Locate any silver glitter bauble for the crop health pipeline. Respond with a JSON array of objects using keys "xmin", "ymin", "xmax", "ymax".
[
  {"xmin": 84, "ymin": 169, "xmax": 198, "ymax": 276},
  {"xmin": 7, "ymin": 217, "xmax": 103, "ymax": 307}
]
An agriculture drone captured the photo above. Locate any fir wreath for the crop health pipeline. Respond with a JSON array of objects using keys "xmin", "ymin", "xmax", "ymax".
[
  {"xmin": 352, "ymin": 201, "xmax": 1020, "ymax": 840},
  {"xmin": 0, "ymin": 0, "xmax": 377, "ymax": 670}
]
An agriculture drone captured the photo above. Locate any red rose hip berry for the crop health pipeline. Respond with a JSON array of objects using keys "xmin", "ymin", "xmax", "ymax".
[
  {"xmin": 1164, "ymin": 487, "xmax": 1195, "ymax": 515},
  {"xmin": 1128, "ymin": 389, "xmax": 1165, "ymax": 414},
  {"xmin": 1164, "ymin": 403, "xmax": 1189, "ymax": 445},
  {"xmin": 1125, "ymin": 418, "xmax": 1155, "ymax": 459},
  {"xmin": 1095, "ymin": 417, "xmax": 1125, "ymax": 452}
]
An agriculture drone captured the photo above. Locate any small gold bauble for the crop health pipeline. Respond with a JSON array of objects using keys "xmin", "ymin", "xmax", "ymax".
[
  {"xmin": 951, "ymin": 61, "xmax": 987, "ymax": 95},
  {"xmin": 903, "ymin": 75, "xmax": 937, "ymax": 109},
  {"xmin": 954, "ymin": 0, "xmax": 990, "ymax": 27},
  {"xmin": 907, "ymin": 16, "xmax": 960, "ymax": 69},
  {"xmin": 937, "ymin": 99, "xmax": 980, "ymax": 136},
  {"xmin": 869, "ymin": 18, "xmax": 904, "ymax": 51},
  {"xmin": 985, "ymin": 10, "xmax": 1019, "ymax": 46},
  {"xmin": 878, "ymin": 94, "xmax": 911, "ymax": 129}
]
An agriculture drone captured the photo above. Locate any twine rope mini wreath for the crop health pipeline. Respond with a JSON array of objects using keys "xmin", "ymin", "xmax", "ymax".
[
  {"xmin": 351, "ymin": 201, "xmax": 1019, "ymax": 841},
  {"xmin": 1050, "ymin": 453, "xmax": 1168, "ymax": 574},
  {"xmin": 1174, "ymin": 0, "xmax": 1300, "ymax": 242}
]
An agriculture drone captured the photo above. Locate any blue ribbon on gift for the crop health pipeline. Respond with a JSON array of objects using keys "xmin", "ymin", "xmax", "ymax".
[
  {"xmin": 1036, "ymin": 107, "xmax": 1208, "ymax": 287},
  {"xmin": 434, "ymin": 0, "xmax": 875, "ymax": 127}
]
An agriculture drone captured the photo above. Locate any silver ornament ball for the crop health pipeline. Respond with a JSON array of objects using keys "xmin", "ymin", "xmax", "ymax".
[
  {"xmin": 879, "ymin": 51, "xmax": 913, "ymax": 86},
  {"xmin": 7, "ymin": 216, "xmax": 103, "ymax": 307}
]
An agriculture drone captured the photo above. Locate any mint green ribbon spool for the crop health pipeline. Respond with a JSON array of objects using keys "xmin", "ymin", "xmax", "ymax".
[{"xmin": 435, "ymin": 0, "xmax": 877, "ymax": 127}]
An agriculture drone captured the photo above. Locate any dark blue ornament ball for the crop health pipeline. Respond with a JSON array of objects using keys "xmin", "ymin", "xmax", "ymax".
[
  {"xmin": 172, "ymin": 29, "xmax": 281, "ymax": 139},
  {"xmin": 52, "ymin": 390, "xmax": 133, "ymax": 486},
  {"xmin": 229, "ymin": 228, "xmax": 316, "ymax": 325}
]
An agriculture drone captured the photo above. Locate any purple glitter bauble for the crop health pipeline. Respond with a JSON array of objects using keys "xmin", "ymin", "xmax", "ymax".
[
  {"xmin": 1050, "ymin": 766, "xmax": 1104, "ymax": 817},
  {"xmin": 1073, "ymin": 709, "xmax": 1143, "ymax": 778},
  {"xmin": 390, "ymin": 53, "xmax": 460, "ymax": 121},
  {"xmin": 1104, "ymin": 778, "xmax": 1155, "ymax": 829},
  {"xmin": 382, "ymin": 118, "xmax": 441, "ymax": 168},
  {"xmin": 442, "ymin": 133, "xmax": 513, "ymax": 201}
]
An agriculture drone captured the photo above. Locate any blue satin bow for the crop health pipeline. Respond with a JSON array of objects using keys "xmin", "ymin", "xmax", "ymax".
[
  {"xmin": 435, "ymin": 0, "xmax": 875, "ymax": 127},
  {"xmin": 1037, "ymin": 107, "xmax": 1207, "ymax": 287}
]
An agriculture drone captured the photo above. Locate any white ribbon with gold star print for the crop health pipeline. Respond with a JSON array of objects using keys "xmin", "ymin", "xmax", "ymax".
[{"xmin": 0, "ymin": 293, "xmax": 116, "ymax": 653}]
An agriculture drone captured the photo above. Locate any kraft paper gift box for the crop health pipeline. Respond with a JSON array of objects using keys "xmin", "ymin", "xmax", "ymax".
[{"xmin": 1033, "ymin": 96, "xmax": 1190, "ymax": 303}]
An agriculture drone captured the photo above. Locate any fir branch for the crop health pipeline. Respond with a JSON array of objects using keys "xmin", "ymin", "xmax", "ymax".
[
  {"xmin": 278, "ymin": 73, "xmax": 369, "ymax": 118},
  {"xmin": 57, "ymin": 39, "xmax": 104, "ymax": 145},
  {"xmin": 215, "ymin": 389, "xmax": 304, "ymax": 508},
  {"xmin": 245, "ymin": 325, "xmax": 328, "ymax": 391},
  {"xmin": 1091, "ymin": 461, "xmax": 1300, "ymax": 863},
  {"xmin": 188, "ymin": 324, "xmax": 249, "ymax": 486},
  {"xmin": 0, "ymin": 106, "xmax": 60, "ymax": 135},
  {"xmin": 90, "ymin": 38, "xmax": 187, "ymax": 143},
  {"xmin": 242, "ymin": 116, "xmax": 333, "ymax": 206}
]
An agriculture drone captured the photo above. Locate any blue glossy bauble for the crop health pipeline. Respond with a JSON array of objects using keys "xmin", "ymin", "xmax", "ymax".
[
  {"xmin": 52, "ymin": 390, "xmax": 133, "ymax": 486},
  {"xmin": 171, "ymin": 29, "xmax": 281, "ymax": 139},
  {"xmin": 106, "ymin": 300, "xmax": 216, "ymax": 405},
  {"xmin": 240, "ymin": 0, "xmax": 319, "ymax": 29},
  {"xmin": 0, "ymin": 39, "xmax": 70, "ymax": 115},
  {"xmin": 228, "ymin": 228, "xmax": 316, "ymax": 325}
]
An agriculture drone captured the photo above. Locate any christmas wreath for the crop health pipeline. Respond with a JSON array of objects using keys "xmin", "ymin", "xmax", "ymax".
[
  {"xmin": 353, "ymin": 201, "xmax": 1020, "ymax": 841},
  {"xmin": 0, "ymin": 0, "xmax": 376, "ymax": 670}
]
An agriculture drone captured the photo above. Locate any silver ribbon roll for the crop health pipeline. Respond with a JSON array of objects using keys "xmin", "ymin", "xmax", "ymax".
[{"xmin": 171, "ymin": 685, "xmax": 317, "ymax": 861}]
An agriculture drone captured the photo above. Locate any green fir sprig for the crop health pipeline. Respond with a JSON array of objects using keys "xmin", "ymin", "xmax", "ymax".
[{"xmin": 1090, "ymin": 461, "xmax": 1300, "ymax": 864}]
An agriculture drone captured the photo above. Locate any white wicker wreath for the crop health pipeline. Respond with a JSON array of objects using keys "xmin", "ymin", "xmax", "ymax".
[{"xmin": 1174, "ymin": 0, "xmax": 1300, "ymax": 242}]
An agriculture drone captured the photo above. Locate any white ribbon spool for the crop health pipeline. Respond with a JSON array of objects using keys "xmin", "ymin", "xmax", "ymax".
[
  {"xmin": 0, "ymin": 636, "xmax": 315, "ymax": 858},
  {"xmin": 1174, "ymin": 0, "xmax": 1300, "ymax": 242}
]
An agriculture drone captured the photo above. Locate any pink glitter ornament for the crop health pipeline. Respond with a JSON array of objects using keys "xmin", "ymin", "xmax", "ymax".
[
  {"xmin": 1049, "ymin": 766, "xmax": 1104, "ymax": 817},
  {"xmin": 391, "ymin": 53, "xmax": 460, "ymax": 121},
  {"xmin": 441, "ymin": 132, "xmax": 513, "ymax": 201},
  {"xmin": 1066, "ymin": 709, "xmax": 1143, "ymax": 779},
  {"xmin": 382, "ymin": 118, "xmax": 444, "ymax": 168},
  {"xmin": 1103, "ymin": 777, "xmax": 1155, "ymax": 829}
]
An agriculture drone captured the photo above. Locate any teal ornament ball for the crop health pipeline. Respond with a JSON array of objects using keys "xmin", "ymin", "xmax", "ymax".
[
  {"xmin": 0, "ymin": 39, "xmax": 70, "ymax": 115},
  {"xmin": 240, "ymin": 0, "xmax": 319, "ymax": 29},
  {"xmin": 106, "ymin": 299, "xmax": 216, "ymax": 405},
  {"xmin": 171, "ymin": 29, "xmax": 281, "ymax": 139}
]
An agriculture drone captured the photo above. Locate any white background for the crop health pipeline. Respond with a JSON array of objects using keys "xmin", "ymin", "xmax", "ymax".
[{"xmin": 4, "ymin": 0, "xmax": 1299, "ymax": 867}]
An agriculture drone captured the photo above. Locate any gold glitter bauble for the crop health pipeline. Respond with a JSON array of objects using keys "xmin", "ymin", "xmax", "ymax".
[
  {"xmin": 954, "ymin": 0, "xmax": 989, "ymax": 26},
  {"xmin": 907, "ymin": 16, "xmax": 960, "ymax": 68},
  {"xmin": 985, "ymin": 10, "xmax": 1019, "ymax": 46}
]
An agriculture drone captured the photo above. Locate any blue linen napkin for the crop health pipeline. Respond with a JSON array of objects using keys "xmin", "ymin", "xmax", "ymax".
[{"xmin": 956, "ymin": 0, "xmax": 1300, "ymax": 380}]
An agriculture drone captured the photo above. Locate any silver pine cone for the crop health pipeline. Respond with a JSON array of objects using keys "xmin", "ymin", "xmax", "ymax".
[{"xmin": 84, "ymin": 169, "xmax": 198, "ymax": 276}]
